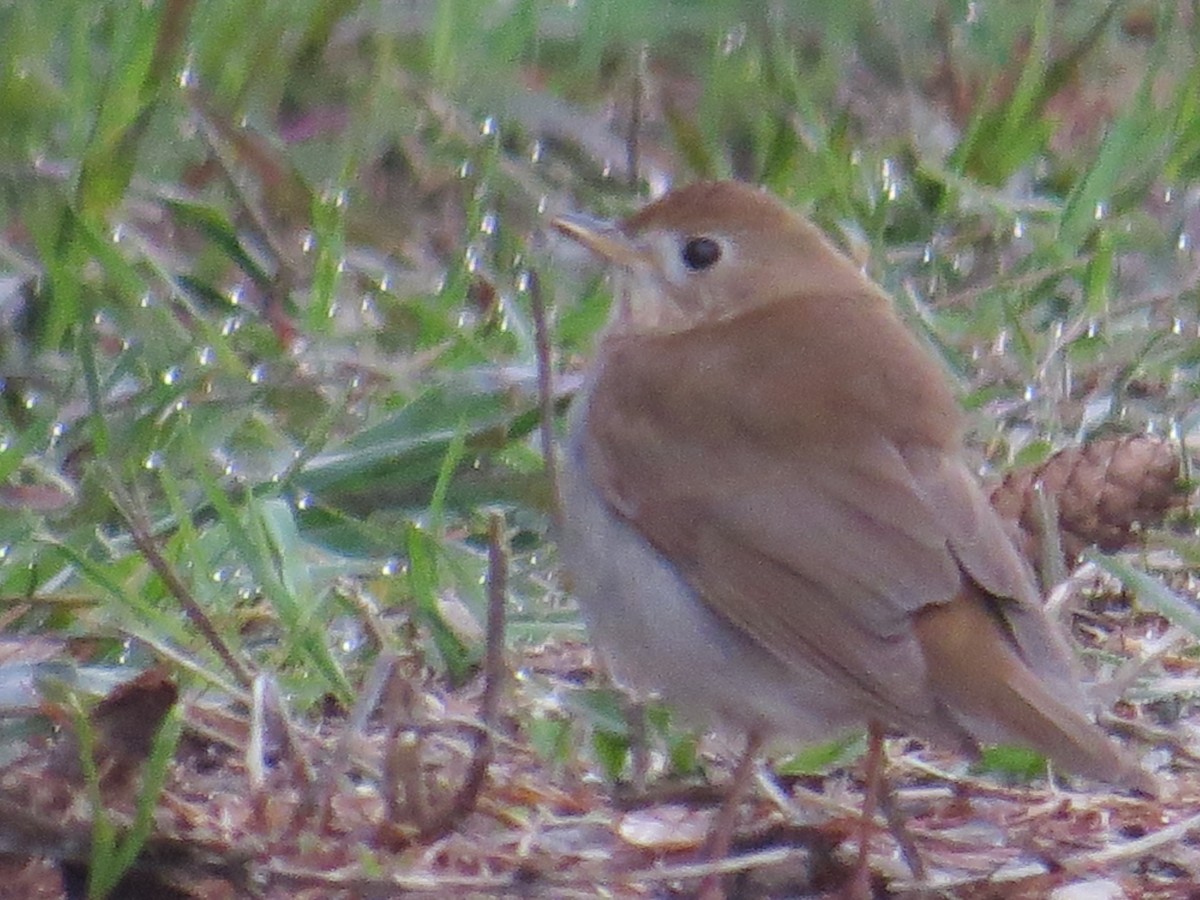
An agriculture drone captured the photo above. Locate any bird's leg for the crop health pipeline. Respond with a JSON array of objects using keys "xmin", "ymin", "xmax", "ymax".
[
  {"xmin": 850, "ymin": 723, "xmax": 929, "ymax": 895},
  {"xmin": 697, "ymin": 730, "xmax": 763, "ymax": 900},
  {"xmin": 846, "ymin": 720, "xmax": 886, "ymax": 899},
  {"xmin": 625, "ymin": 697, "xmax": 650, "ymax": 793}
]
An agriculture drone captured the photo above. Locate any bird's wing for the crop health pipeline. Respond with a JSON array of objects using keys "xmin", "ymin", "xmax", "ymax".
[{"xmin": 582, "ymin": 296, "xmax": 1074, "ymax": 726}]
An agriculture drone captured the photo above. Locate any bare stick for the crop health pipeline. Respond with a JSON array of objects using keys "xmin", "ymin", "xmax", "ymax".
[
  {"xmin": 416, "ymin": 511, "xmax": 508, "ymax": 840},
  {"xmin": 527, "ymin": 270, "xmax": 562, "ymax": 529},
  {"xmin": 627, "ymin": 45, "xmax": 646, "ymax": 188},
  {"xmin": 110, "ymin": 483, "xmax": 254, "ymax": 688}
]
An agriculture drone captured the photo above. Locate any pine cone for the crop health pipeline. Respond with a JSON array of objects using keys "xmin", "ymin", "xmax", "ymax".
[{"xmin": 989, "ymin": 434, "xmax": 1187, "ymax": 574}]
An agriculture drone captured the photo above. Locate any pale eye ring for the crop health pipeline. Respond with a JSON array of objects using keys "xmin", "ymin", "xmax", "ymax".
[{"xmin": 681, "ymin": 236, "xmax": 721, "ymax": 271}]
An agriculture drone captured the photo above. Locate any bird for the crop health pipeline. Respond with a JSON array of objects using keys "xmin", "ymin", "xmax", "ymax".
[{"xmin": 551, "ymin": 180, "xmax": 1153, "ymax": 807}]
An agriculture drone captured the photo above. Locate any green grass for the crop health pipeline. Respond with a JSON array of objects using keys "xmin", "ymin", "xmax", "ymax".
[{"xmin": 1, "ymin": 0, "xmax": 1198, "ymax": 892}]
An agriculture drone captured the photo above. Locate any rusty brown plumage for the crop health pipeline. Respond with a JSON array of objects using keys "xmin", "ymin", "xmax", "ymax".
[{"xmin": 555, "ymin": 181, "xmax": 1152, "ymax": 794}]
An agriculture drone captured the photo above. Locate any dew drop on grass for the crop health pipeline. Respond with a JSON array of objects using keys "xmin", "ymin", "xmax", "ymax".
[
  {"xmin": 248, "ymin": 364, "xmax": 266, "ymax": 385},
  {"xmin": 162, "ymin": 366, "xmax": 181, "ymax": 385},
  {"xmin": 381, "ymin": 558, "xmax": 401, "ymax": 576},
  {"xmin": 922, "ymin": 244, "xmax": 933, "ymax": 264},
  {"xmin": 379, "ymin": 273, "xmax": 391, "ymax": 292},
  {"xmin": 530, "ymin": 140, "xmax": 544, "ymax": 164},
  {"xmin": 22, "ymin": 393, "xmax": 38, "ymax": 410},
  {"xmin": 229, "ymin": 284, "xmax": 244, "ymax": 306},
  {"xmin": 516, "ymin": 270, "xmax": 531, "ymax": 292},
  {"xmin": 481, "ymin": 211, "xmax": 497, "ymax": 235},
  {"xmin": 197, "ymin": 346, "xmax": 214, "ymax": 366},
  {"xmin": 537, "ymin": 195, "xmax": 548, "ymax": 214},
  {"xmin": 139, "ymin": 293, "xmax": 153, "ymax": 308},
  {"xmin": 143, "ymin": 451, "xmax": 163, "ymax": 471},
  {"xmin": 1023, "ymin": 384, "xmax": 1037, "ymax": 402},
  {"xmin": 1012, "ymin": 219, "xmax": 1024, "ymax": 238},
  {"xmin": 0, "ymin": 437, "xmax": 9, "ymax": 453},
  {"xmin": 1173, "ymin": 317, "xmax": 1183, "ymax": 335},
  {"xmin": 1093, "ymin": 201, "xmax": 1107, "ymax": 221},
  {"xmin": 720, "ymin": 23, "xmax": 746, "ymax": 55},
  {"xmin": 459, "ymin": 160, "xmax": 473, "ymax": 179},
  {"xmin": 480, "ymin": 115, "xmax": 497, "ymax": 137},
  {"xmin": 0, "ymin": 546, "xmax": 8, "ymax": 561},
  {"xmin": 301, "ymin": 232, "xmax": 315, "ymax": 253},
  {"xmin": 339, "ymin": 628, "xmax": 365, "ymax": 656},
  {"xmin": 1178, "ymin": 232, "xmax": 1191, "ymax": 253},
  {"xmin": 295, "ymin": 492, "xmax": 312, "ymax": 511},
  {"xmin": 111, "ymin": 225, "xmax": 124, "ymax": 243},
  {"xmin": 221, "ymin": 316, "xmax": 243, "ymax": 336}
]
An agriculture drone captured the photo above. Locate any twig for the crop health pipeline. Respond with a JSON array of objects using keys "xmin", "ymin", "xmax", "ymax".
[
  {"xmin": 109, "ymin": 483, "xmax": 254, "ymax": 688},
  {"xmin": 187, "ymin": 89, "xmax": 300, "ymax": 292},
  {"xmin": 248, "ymin": 674, "xmax": 317, "ymax": 831},
  {"xmin": 269, "ymin": 845, "xmax": 808, "ymax": 897},
  {"xmin": 1102, "ymin": 624, "xmax": 1191, "ymax": 706},
  {"xmin": 627, "ymin": 45, "xmax": 646, "ymax": 188},
  {"xmin": 1102, "ymin": 711, "xmax": 1200, "ymax": 766},
  {"xmin": 414, "ymin": 511, "xmax": 509, "ymax": 840},
  {"xmin": 527, "ymin": 270, "xmax": 562, "ymax": 529},
  {"xmin": 1064, "ymin": 808, "xmax": 1200, "ymax": 870},
  {"xmin": 480, "ymin": 512, "xmax": 509, "ymax": 729},
  {"xmin": 379, "ymin": 666, "xmax": 426, "ymax": 837},
  {"xmin": 623, "ymin": 845, "xmax": 802, "ymax": 884}
]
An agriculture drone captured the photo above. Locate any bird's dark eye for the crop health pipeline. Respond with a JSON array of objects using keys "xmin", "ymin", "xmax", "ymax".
[{"xmin": 681, "ymin": 236, "xmax": 721, "ymax": 271}]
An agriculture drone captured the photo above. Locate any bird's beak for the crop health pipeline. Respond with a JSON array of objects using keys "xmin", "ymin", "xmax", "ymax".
[{"xmin": 552, "ymin": 213, "xmax": 644, "ymax": 268}]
